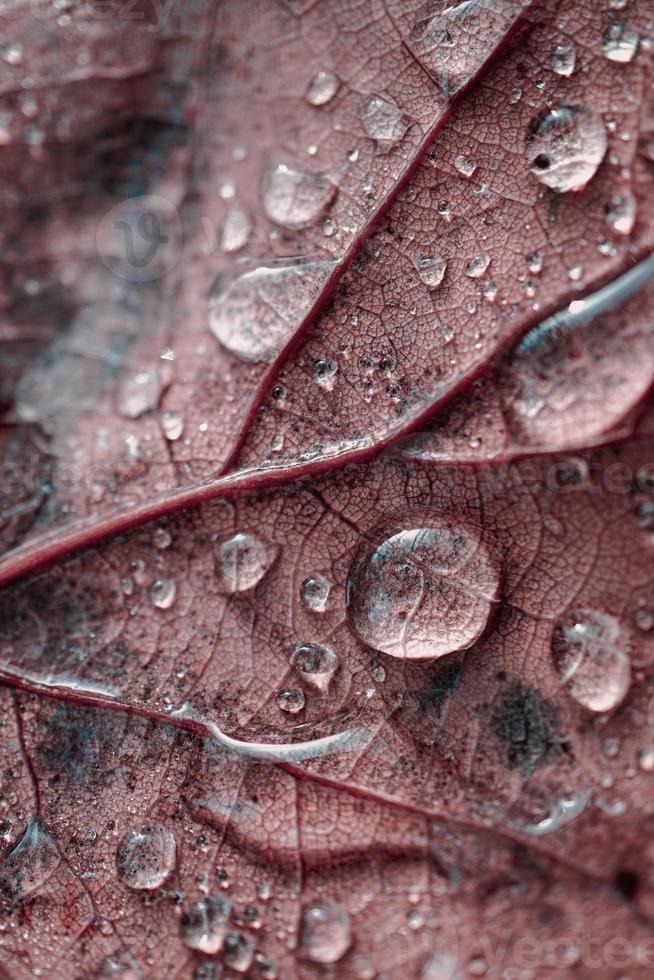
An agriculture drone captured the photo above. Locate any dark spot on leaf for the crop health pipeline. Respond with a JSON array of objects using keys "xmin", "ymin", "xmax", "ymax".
[{"xmin": 491, "ymin": 682, "xmax": 560, "ymax": 774}]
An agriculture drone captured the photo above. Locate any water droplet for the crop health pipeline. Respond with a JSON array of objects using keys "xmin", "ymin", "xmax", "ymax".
[
  {"xmin": 634, "ymin": 608, "xmax": 654, "ymax": 632},
  {"xmin": 406, "ymin": 0, "xmax": 512, "ymax": 97},
  {"xmin": 262, "ymin": 162, "xmax": 336, "ymax": 229},
  {"xmin": 371, "ymin": 665, "xmax": 386, "ymax": 683},
  {"xmin": 362, "ymin": 96, "xmax": 408, "ymax": 143},
  {"xmin": 153, "ymin": 528, "xmax": 171, "ymax": 549},
  {"xmin": 639, "ymin": 746, "xmax": 654, "ymax": 772},
  {"xmin": 313, "ymin": 358, "xmax": 338, "ymax": 389},
  {"xmin": 2, "ymin": 42, "xmax": 22, "ymax": 65},
  {"xmin": 115, "ymin": 824, "xmax": 176, "ymax": 890},
  {"xmin": 414, "ymin": 254, "xmax": 447, "ymax": 289},
  {"xmin": 602, "ymin": 21, "xmax": 639, "ymax": 62},
  {"xmin": 276, "ymin": 688, "xmax": 305, "ymax": 714},
  {"xmin": 290, "ymin": 643, "xmax": 338, "ymax": 692},
  {"xmin": 220, "ymin": 207, "xmax": 252, "ymax": 253},
  {"xmin": 222, "ymin": 933, "xmax": 253, "ymax": 973},
  {"xmin": 465, "ymin": 254, "xmax": 490, "ymax": 279},
  {"xmin": 606, "ymin": 191, "xmax": 636, "ymax": 235},
  {"xmin": 119, "ymin": 370, "xmax": 161, "ymax": 419},
  {"xmin": 526, "ymin": 251, "xmax": 543, "ymax": 274},
  {"xmin": 300, "ymin": 575, "xmax": 332, "ymax": 612},
  {"xmin": 306, "ymin": 70, "xmax": 340, "ymax": 106},
  {"xmin": 160, "ymin": 409, "xmax": 184, "ymax": 441},
  {"xmin": 300, "ymin": 898, "xmax": 351, "ymax": 964},
  {"xmin": 208, "ymin": 258, "xmax": 335, "ymax": 363},
  {"xmin": 149, "ymin": 579, "xmax": 176, "ymax": 609},
  {"xmin": 323, "ymin": 217, "xmax": 336, "ymax": 236},
  {"xmin": 525, "ymin": 105, "xmax": 607, "ymax": 193},
  {"xmin": 347, "ymin": 524, "xmax": 498, "ymax": 660},
  {"xmin": 181, "ymin": 896, "xmax": 231, "ymax": 954},
  {"xmin": 215, "ymin": 532, "xmax": 278, "ymax": 593},
  {"xmin": 454, "ymin": 154, "xmax": 476, "ymax": 177},
  {"xmin": 551, "ymin": 609, "xmax": 631, "ymax": 713},
  {"xmin": 552, "ymin": 43, "xmax": 576, "ymax": 76}
]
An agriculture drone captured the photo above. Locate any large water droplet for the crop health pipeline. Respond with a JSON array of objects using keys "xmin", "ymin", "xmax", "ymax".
[
  {"xmin": 414, "ymin": 254, "xmax": 447, "ymax": 289},
  {"xmin": 300, "ymin": 575, "xmax": 331, "ymax": 613},
  {"xmin": 290, "ymin": 643, "xmax": 338, "ymax": 692},
  {"xmin": 406, "ymin": 0, "xmax": 520, "ymax": 97},
  {"xmin": 551, "ymin": 42, "xmax": 576, "ymax": 76},
  {"xmin": 208, "ymin": 258, "xmax": 335, "ymax": 363},
  {"xmin": 119, "ymin": 370, "xmax": 161, "ymax": 419},
  {"xmin": 362, "ymin": 96, "xmax": 408, "ymax": 143},
  {"xmin": 525, "ymin": 105, "xmax": 607, "ymax": 193},
  {"xmin": 215, "ymin": 532, "xmax": 278, "ymax": 593},
  {"xmin": 551, "ymin": 609, "xmax": 631, "ymax": 713},
  {"xmin": 602, "ymin": 21, "xmax": 639, "ymax": 62},
  {"xmin": 306, "ymin": 70, "xmax": 340, "ymax": 106},
  {"xmin": 347, "ymin": 524, "xmax": 498, "ymax": 660},
  {"xmin": 262, "ymin": 162, "xmax": 336, "ymax": 229},
  {"xmin": 115, "ymin": 824, "xmax": 176, "ymax": 890},
  {"xmin": 300, "ymin": 898, "xmax": 351, "ymax": 964},
  {"xmin": 181, "ymin": 896, "xmax": 231, "ymax": 954}
]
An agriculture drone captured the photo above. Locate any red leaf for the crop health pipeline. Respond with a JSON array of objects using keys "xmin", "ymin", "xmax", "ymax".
[{"xmin": 1, "ymin": 1, "xmax": 654, "ymax": 978}]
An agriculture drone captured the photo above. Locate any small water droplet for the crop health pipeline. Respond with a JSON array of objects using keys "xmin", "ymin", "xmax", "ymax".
[
  {"xmin": 606, "ymin": 191, "xmax": 636, "ymax": 235},
  {"xmin": 115, "ymin": 824, "xmax": 176, "ymax": 890},
  {"xmin": 290, "ymin": 643, "xmax": 338, "ymax": 692},
  {"xmin": 371, "ymin": 665, "xmax": 386, "ymax": 683},
  {"xmin": 220, "ymin": 207, "xmax": 252, "ymax": 253},
  {"xmin": 602, "ymin": 21, "xmax": 639, "ymax": 62},
  {"xmin": 414, "ymin": 254, "xmax": 447, "ymax": 289},
  {"xmin": 160, "ymin": 409, "xmax": 184, "ymax": 441},
  {"xmin": 639, "ymin": 746, "xmax": 654, "ymax": 772},
  {"xmin": 465, "ymin": 254, "xmax": 490, "ymax": 279},
  {"xmin": 222, "ymin": 933, "xmax": 253, "ymax": 973},
  {"xmin": 119, "ymin": 370, "xmax": 161, "ymax": 419},
  {"xmin": 306, "ymin": 70, "xmax": 340, "ymax": 106},
  {"xmin": 526, "ymin": 251, "xmax": 543, "ymax": 274},
  {"xmin": 634, "ymin": 608, "xmax": 654, "ymax": 632},
  {"xmin": 181, "ymin": 896, "xmax": 231, "ymax": 954},
  {"xmin": 551, "ymin": 43, "xmax": 576, "ymax": 76},
  {"xmin": 454, "ymin": 154, "xmax": 476, "ymax": 177},
  {"xmin": 215, "ymin": 532, "xmax": 278, "ymax": 593},
  {"xmin": 551, "ymin": 609, "xmax": 631, "ymax": 713},
  {"xmin": 153, "ymin": 528, "xmax": 171, "ymax": 549},
  {"xmin": 149, "ymin": 579, "xmax": 176, "ymax": 609},
  {"xmin": 208, "ymin": 258, "xmax": 335, "ymax": 363},
  {"xmin": 323, "ymin": 217, "xmax": 336, "ymax": 237},
  {"xmin": 300, "ymin": 898, "xmax": 351, "ymax": 964},
  {"xmin": 347, "ymin": 524, "xmax": 498, "ymax": 660},
  {"xmin": 300, "ymin": 575, "xmax": 332, "ymax": 612},
  {"xmin": 313, "ymin": 358, "xmax": 338, "ymax": 389},
  {"xmin": 525, "ymin": 105, "xmax": 607, "ymax": 193},
  {"xmin": 262, "ymin": 162, "xmax": 336, "ymax": 229},
  {"xmin": 276, "ymin": 688, "xmax": 305, "ymax": 714},
  {"xmin": 2, "ymin": 42, "xmax": 22, "ymax": 65},
  {"xmin": 362, "ymin": 96, "xmax": 408, "ymax": 143}
]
